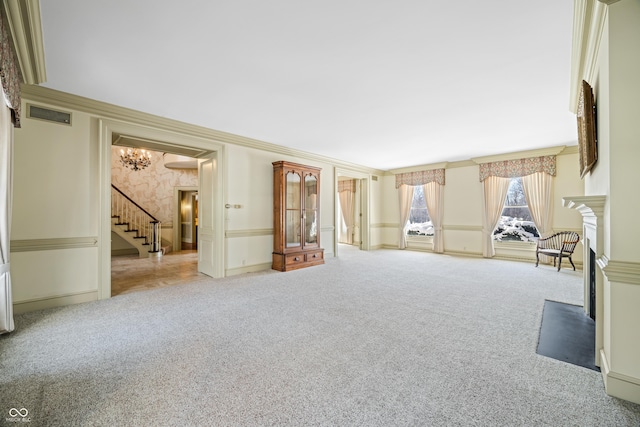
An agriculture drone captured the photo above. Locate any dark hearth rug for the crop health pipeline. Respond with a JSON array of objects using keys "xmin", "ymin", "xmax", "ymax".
[{"xmin": 536, "ymin": 300, "xmax": 600, "ymax": 372}]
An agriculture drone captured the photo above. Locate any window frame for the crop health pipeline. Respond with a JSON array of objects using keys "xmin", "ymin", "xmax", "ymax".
[
  {"xmin": 493, "ymin": 177, "xmax": 540, "ymax": 244},
  {"xmin": 405, "ymin": 185, "xmax": 433, "ymax": 238}
]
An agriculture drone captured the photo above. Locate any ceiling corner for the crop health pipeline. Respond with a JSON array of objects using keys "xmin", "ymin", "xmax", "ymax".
[{"xmin": 3, "ymin": 0, "xmax": 46, "ymax": 85}]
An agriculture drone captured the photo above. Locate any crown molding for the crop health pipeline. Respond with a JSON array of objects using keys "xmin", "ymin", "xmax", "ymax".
[
  {"xmin": 3, "ymin": 0, "xmax": 46, "ymax": 84},
  {"xmin": 560, "ymin": 145, "xmax": 579, "ymax": 155},
  {"xmin": 388, "ymin": 162, "xmax": 449, "ymax": 175},
  {"xmin": 570, "ymin": 0, "xmax": 608, "ymax": 113},
  {"xmin": 20, "ymin": 84, "xmax": 385, "ymax": 176},
  {"xmin": 471, "ymin": 146, "xmax": 567, "ymax": 164}
]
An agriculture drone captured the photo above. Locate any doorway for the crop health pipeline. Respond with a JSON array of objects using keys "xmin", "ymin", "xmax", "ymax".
[
  {"xmin": 99, "ymin": 119, "xmax": 225, "ymax": 300},
  {"xmin": 110, "ymin": 147, "xmax": 202, "ymax": 296},
  {"xmin": 334, "ymin": 168, "xmax": 371, "ymax": 257},
  {"xmin": 175, "ymin": 187, "xmax": 199, "ymax": 251}
]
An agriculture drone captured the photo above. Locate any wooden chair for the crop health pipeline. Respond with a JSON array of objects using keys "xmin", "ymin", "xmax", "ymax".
[{"xmin": 535, "ymin": 231, "xmax": 580, "ymax": 271}]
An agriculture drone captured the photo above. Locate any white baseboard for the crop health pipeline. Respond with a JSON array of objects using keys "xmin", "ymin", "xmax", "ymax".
[
  {"xmin": 600, "ymin": 349, "xmax": 640, "ymax": 405},
  {"xmin": 13, "ymin": 291, "xmax": 98, "ymax": 314}
]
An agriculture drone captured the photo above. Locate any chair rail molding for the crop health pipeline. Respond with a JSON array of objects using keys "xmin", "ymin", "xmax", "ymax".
[{"xmin": 11, "ymin": 236, "xmax": 99, "ymax": 252}]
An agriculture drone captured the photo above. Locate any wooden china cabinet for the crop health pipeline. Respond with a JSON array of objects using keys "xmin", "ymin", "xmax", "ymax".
[{"xmin": 272, "ymin": 161, "xmax": 324, "ymax": 271}]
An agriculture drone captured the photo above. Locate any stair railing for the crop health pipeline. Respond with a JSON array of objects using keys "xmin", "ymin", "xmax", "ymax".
[{"xmin": 111, "ymin": 184, "xmax": 161, "ymax": 254}]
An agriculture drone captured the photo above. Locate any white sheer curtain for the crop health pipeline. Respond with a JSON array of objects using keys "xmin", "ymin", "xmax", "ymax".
[
  {"xmin": 398, "ymin": 185, "xmax": 414, "ymax": 249},
  {"xmin": 522, "ymin": 172, "xmax": 554, "ymax": 264},
  {"xmin": 481, "ymin": 176, "xmax": 510, "ymax": 258},
  {"xmin": 423, "ymin": 182, "xmax": 444, "ymax": 253},
  {"xmin": 0, "ymin": 100, "xmax": 14, "ymax": 333},
  {"xmin": 338, "ymin": 187, "xmax": 355, "ymax": 244},
  {"xmin": 522, "ymin": 172, "xmax": 553, "ymax": 238}
]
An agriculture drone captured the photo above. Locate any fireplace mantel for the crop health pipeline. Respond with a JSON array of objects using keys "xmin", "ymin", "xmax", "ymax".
[
  {"xmin": 562, "ymin": 195, "xmax": 606, "ymax": 219},
  {"xmin": 562, "ymin": 195, "xmax": 606, "ymax": 367}
]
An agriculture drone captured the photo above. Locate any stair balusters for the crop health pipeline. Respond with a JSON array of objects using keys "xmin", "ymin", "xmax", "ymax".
[{"xmin": 111, "ymin": 185, "xmax": 162, "ymax": 255}]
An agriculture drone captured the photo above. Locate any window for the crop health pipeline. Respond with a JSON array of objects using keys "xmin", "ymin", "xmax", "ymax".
[
  {"xmin": 406, "ymin": 186, "xmax": 433, "ymax": 236},
  {"xmin": 493, "ymin": 177, "xmax": 539, "ymax": 242}
]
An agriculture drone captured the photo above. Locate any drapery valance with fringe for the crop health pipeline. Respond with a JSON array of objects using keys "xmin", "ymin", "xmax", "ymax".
[
  {"xmin": 478, "ymin": 156, "xmax": 556, "ymax": 182},
  {"xmin": 338, "ymin": 179, "xmax": 356, "ymax": 193},
  {"xmin": 0, "ymin": 7, "xmax": 21, "ymax": 127},
  {"xmin": 395, "ymin": 169, "xmax": 445, "ymax": 188}
]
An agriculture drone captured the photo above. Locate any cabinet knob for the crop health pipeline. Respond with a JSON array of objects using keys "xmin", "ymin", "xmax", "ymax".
[
  {"xmin": 312, "ymin": 254, "xmax": 317, "ymax": 258},
  {"xmin": 294, "ymin": 257, "xmax": 300, "ymax": 261}
]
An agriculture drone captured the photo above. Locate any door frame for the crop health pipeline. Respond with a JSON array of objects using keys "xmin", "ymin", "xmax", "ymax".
[
  {"xmin": 174, "ymin": 186, "xmax": 199, "ymax": 252},
  {"xmin": 99, "ymin": 119, "xmax": 226, "ymax": 299},
  {"xmin": 334, "ymin": 168, "xmax": 371, "ymax": 256}
]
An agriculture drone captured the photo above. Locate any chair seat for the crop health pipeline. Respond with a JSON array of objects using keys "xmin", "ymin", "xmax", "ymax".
[{"xmin": 538, "ymin": 249, "xmax": 572, "ymax": 257}]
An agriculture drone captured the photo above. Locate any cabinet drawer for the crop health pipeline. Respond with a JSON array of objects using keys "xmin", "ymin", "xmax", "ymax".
[
  {"xmin": 305, "ymin": 251, "xmax": 323, "ymax": 262},
  {"xmin": 286, "ymin": 254, "xmax": 305, "ymax": 265}
]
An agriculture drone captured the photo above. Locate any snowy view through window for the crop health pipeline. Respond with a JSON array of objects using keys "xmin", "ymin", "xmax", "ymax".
[
  {"xmin": 494, "ymin": 177, "xmax": 540, "ymax": 242},
  {"xmin": 406, "ymin": 186, "xmax": 433, "ymax": 236}
]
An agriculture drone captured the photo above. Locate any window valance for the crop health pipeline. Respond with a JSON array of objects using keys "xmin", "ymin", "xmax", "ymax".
[
  {"xmin": 395, "ymin": 169, "xmax": 445, "ymax": 188},
  {"xmin": 478, "ymin": 156, "xmax": 556, "ymax": 182},
  {"xmin": 0, "ymin": 8, "xmax": 22, "ymax": 127},
  {"xmin": 338, "ymin": 180, "xmax": 356, "ymax": 192}
]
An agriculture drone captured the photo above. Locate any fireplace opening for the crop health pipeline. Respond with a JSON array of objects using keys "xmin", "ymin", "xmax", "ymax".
[{"xmin": 589, "ymin": 248, "xmax": 596, "ymax": 320}]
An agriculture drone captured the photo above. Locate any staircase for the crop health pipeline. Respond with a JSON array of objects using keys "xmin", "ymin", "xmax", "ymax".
[{"xmin": 111, "ymin": 185, "xmax": 162, "ymax": 258}]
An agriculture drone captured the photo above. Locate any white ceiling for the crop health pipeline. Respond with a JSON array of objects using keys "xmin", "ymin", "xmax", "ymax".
[{"xmin": 38, "ymin": 0, "xmax": 577, "ymax": 171}]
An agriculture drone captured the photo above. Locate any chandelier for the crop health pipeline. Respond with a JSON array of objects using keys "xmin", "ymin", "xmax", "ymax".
[{"xmin": 120, "ymin": 148, "xmax": 151, "ymax": 171}]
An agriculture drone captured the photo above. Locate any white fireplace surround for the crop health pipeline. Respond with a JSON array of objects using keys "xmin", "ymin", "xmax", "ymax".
[{"xmin": 562, "ymin": 195, "xmax": 606, "ymax": 366}]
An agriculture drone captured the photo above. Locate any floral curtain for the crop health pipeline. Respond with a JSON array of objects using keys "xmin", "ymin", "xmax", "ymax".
[
  {"xmin": 0, "ymin": 7, "xmax": 22, "ymax": 127},
  {"xmin": 478, "ymin": 156, "xmax": 555, "ymax": 182},
  {"xmin": 396, "ymin": 169, "xmax": 445, "ymax": 188},
  {"xmin": 338, "ymin": 180, "xmax": 356, "ymax": 193}
]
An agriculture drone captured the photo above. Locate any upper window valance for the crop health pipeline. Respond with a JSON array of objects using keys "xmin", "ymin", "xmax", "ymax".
[
  {"xmin": 478, "ymin": 156, "xmax": 556, "ymax": 182},
  {"xmin": 0, "ymin": 8, "xmax": 22, "ymax": 127},
  {"xmin": 338, "ymin": 180, "xmax": 356, "ymax": 193},
  {"xmin": 395, "ymin": 169, "xmax": 445, "ymax": 188}
]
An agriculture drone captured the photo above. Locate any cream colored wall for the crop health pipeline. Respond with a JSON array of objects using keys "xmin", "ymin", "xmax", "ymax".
[
  {"xmin": 379, "ymin": 153, "xmax": 584, "ymax": 262},
  {"xmin": 224, "ymin": 144, "xmax": 336, "ymax": 272},
  {"xmin": 368, "ymin": 175, "xmax": 384, "ymax": 248},
  {"xmin": 550, "ymin": 152, "xmax": 585, "ymax": 266},
  {"xmin": 11, "ymin": 101, "xmax": 100, "ymax": 310},
  {"xmin": 376, "ymin": 175, "xmax": 398, "ymax": 248},
  {"xmin": 443, "ymin": 164, "xmax": 483, "ymax": 255},
  {"xmin": 13, "ymin": 109, "xmax": 97, "ymax": 239},
  {"xmin": 587, "ymin": 0, "xmax": 640, "ymax": 402},
  {"xmin": 10, "ymin": 90, "xmax": 584, "ymax": 321}
]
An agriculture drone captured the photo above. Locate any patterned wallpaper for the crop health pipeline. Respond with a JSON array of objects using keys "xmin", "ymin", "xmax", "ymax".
[{"xmin": 111, "ymin": 147, "xmax": 198, "ymax": 227}]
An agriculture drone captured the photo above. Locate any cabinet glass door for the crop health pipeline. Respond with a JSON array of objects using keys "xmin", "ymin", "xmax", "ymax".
[
  {"xmin": 304, "ymin": 174, "xmax": 318, "ymax": 246},
  {"xmin": 286, "ymin": 171, "xmax": 301, "ymax": 247}
]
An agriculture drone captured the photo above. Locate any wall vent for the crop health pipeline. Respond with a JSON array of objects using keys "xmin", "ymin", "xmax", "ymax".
[
  {"xmin": 27, "ymin": 104, "xmax": 72, "ymax": 125},
  {"xmin": 372, "ymin": 175, "xmax": 378, "ymax": 181}
]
